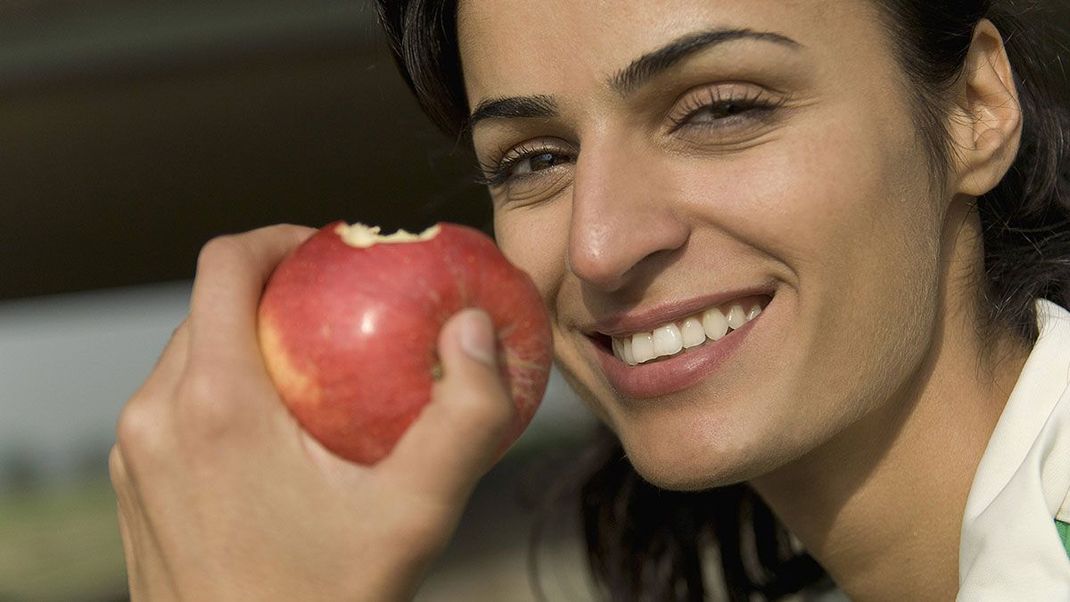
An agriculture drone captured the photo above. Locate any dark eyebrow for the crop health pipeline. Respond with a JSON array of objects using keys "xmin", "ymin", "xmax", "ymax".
[
  {"xmin": 466, "ymin": 28, "xmax": 800, "ymax": 130},
  {"xmin": 468, "ymin": 94, "xmax": 558, "ymax": 131},
  {"xmin": 610, "ymin": 28, "xmax": 801, "ymax": 95}
]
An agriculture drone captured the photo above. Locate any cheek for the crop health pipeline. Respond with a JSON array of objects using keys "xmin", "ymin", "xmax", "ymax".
[
  {"xmin": 668, "ymin": 111, "xmax": 943, "ymax": 453},
  {"xmin": 772, "ymin": 118, "xmax": 939, "ymax": 302},
  {"xmin": 493, "ymin": 208, "xmax": 570, "ymax": 307},
  {"xmin": 675, "ymin": 107, "xmax": 938, "ymax": 298},
  {"xmin": 768, "ymin": 118, "xmax": 941, "ymax": 433}
]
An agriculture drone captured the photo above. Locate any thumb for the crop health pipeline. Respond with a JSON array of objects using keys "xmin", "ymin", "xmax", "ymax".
[{"xmin": 381, "ymin": 308, "xmax": 517, "ymax": 503}]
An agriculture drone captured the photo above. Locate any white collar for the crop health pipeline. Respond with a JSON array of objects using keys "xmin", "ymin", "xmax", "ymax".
[{"xmin": 958, "ymin": 298, "xmax": 1070, "ymax": 600}]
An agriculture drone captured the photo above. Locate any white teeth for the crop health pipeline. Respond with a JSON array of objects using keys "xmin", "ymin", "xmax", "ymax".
[
  {"xmin": 747, "ymin": 303, "xmax": 762, "ymax": 321},
  {"xmin": 680, "ymin": 317, "xmax": 706, "ymax": 348},
  {"xmin": 652, "ymin": 324, "xmax": 684, "ymax": 357},
  {"xmin": 607, "ymin": 297, "xmax": 769, "ymax": 365},
  {"xmin": 702, "ymin": 307, "xmax": 729, "ymax": 341},
  {"xmin": 726, "ymin": 304, "xmax": 747, "ymax": 329},
  {"xmin": 622, "ymin": 337, "xmax": 636, "ymax": 366},
  {"xmin": 631, "ymin": 332, "xmax": 655, "ymax": 364}
]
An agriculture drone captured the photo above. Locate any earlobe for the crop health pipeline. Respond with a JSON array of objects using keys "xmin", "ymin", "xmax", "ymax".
[{"xmin": 952, "ymin": 19, "xmax": 1023, "ymax": 198}]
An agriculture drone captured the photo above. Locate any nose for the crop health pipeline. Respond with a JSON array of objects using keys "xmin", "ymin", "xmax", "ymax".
[{"xmin": 567, "ymin": 137, "xmax": 691, "ymax": 292}]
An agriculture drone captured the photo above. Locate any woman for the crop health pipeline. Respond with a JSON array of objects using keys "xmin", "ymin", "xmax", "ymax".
[{"xmin": 109, "ymin": 1, "xmax": 1070, "ymax": 600}]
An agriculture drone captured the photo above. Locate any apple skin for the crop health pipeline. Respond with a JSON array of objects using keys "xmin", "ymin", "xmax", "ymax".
[{"xmin": 257, "ymin": 221, "xmax": 553, "ymax": 466}]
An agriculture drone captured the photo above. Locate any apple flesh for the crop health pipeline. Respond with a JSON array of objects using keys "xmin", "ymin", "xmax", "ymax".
[{"xmin": 257, "ymin": 221, "xmax": 553, "ymax": 465}]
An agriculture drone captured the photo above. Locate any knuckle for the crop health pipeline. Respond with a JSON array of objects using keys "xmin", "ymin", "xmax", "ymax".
[
  {"xmin": 116, "ymin": 402, "xmax": 152, "ymax": 452},
  {"xmin": 259, "ymin": 223, "xmax": 317, "ymax": 243},
  {"xmin": 174, "ymin": 372, "xmax": 240, "ymax": 437},
  {"xmin": 168, "ymin": 320, "xmax": 190, "ymax": 345},
  {"xmin": 115, "ymin": 400, "xmax": 165, "ymax": 468},
  {"xmin": 257, "ymin": 223, "xmax": 302, "ymax": 237},
  {"xmin": 196, "ymin": 234, "xmax": 249, "ymax": 275}
]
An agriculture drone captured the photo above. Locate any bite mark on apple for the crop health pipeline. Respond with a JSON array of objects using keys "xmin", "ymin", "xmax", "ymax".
[{"xmin": 334, "ymin": 223, "xmax": 442, "ymax": 248}]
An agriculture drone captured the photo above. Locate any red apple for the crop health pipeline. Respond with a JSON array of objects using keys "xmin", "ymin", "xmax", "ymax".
[{"xmin": 257, "ymin": 221, "xmax": 553, "ymax": 465}]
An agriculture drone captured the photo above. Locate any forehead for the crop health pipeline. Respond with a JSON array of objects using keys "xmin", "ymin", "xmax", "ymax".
[{"xmin": 458, "ymin": 0, "xmax": 883, "ymax": 103}]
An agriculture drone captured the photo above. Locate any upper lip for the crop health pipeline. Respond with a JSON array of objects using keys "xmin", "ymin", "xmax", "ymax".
[{"xmin": 584, "ymin": 285, "xmax": 776, "ymax": 337}]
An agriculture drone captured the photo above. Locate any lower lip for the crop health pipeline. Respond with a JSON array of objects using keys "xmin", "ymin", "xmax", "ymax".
[{"xmin": 591, "ymin": 301, "xmax": 768, "ymax": 400}]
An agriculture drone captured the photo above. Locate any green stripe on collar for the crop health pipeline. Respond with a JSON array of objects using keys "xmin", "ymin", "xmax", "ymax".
[{"xmin": 1057, "ymin": 520, "xmax": 1070, "ymax": 560}]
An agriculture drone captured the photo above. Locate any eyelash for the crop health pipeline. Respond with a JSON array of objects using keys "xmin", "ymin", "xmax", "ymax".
[
  {"xmin": 668, "ymin": 87, "xmax": 785, "ymax": 132},
  {"xmin": 476, "ymin": 88, "xmax": 786, "ymax": 189},
  {"xmin": 475, "ymin": 142, "xmax": 576, "ymax": 189}
]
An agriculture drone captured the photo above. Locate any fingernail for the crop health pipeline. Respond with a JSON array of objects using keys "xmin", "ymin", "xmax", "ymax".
[{"xmin": 459, "ymin": 310, "xmax": 497, "ymax": 366}]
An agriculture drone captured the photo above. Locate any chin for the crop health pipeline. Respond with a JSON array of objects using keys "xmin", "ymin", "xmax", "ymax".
[
  {"xmin": 562, "ymin": 357, "xmax": 809, "ymax": 491},
  {"xmin": 618, "ymin": 424, "xmax": 786, "ymax": 492}
]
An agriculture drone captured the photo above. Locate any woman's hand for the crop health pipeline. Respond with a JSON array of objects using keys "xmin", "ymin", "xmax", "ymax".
[{"xmin": 109, "ymin": 224, "xmax": 518, "ymax": 601}]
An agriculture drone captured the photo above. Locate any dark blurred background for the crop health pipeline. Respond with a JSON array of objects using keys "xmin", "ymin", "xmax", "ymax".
[
  {"xmin": 1, "ymin": 0, "xmax": 491, "ymax": 301},
  {"xmin": 0, "ymin": 2, "xmax": 596, "ymax": 600}
]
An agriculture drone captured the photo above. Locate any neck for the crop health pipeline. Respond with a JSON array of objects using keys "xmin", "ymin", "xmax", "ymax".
[{"xmin": 750, "ymin": 206, "xmax": 1030, "ymax": 601}]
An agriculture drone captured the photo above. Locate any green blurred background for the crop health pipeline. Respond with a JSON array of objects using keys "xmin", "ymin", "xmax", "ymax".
[{"xmin": 0, "ymin": 1, "xmax": 597, "ymax": 600}]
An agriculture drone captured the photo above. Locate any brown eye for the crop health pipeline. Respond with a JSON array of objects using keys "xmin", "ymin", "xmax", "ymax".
[
  {"xmin": 476, "ymin": 137, "xmax": 578, "ymax": 189},
  {"xmin": 513, "ymin": 151, "xmax": 571, "ymax": 176}
]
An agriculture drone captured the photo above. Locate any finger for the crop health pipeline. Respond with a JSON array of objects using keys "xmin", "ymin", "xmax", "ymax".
[
  {"xmin": 110, "ymin": 445, "xmax": 149, "ymax": 589},
  {"xmin": 109, "ymin": 446, "xmax": 175, "ymax": 600},
  {"xmin": 383, "ymin": 309, "xmax": 516, "ymax": 504},
  {"xmin": 115, "ymin": 320, "xmax": 189, "ymax": 463},
  {"xmin": 110, "ymin": 447, "xmax": 139, "ymax": 577},
  {"xmin": 188, "ymin": 224, "xmax": 314, "ymax": 377}
]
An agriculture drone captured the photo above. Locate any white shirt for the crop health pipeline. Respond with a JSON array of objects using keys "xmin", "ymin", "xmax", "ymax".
[{"xmin": 958, "ymin": 298, "xmax": 1070, "ymax": 600}]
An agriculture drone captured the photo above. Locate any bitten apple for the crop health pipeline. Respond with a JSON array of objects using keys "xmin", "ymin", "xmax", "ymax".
[{"xmin": 257, "ymin": 221, "xmax": 553, "ymax": 465}]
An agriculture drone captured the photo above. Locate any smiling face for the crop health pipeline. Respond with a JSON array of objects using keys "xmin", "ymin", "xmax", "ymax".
[{"xmin": 458, "ymin": 0, "xmax": 958, "ymax": 489}]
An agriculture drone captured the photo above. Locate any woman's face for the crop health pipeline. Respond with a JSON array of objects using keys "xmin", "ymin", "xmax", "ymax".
[{"xmin": 459, "ymin": 0, "xmax": 950, "ymax": 489}]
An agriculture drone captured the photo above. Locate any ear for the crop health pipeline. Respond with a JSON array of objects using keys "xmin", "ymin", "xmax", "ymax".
[{"xmin": 949, "ymin": 19, "xmax": 1023, "ymax": 198}]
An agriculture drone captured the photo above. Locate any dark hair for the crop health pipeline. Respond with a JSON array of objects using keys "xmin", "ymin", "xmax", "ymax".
[{"xmin": 375, "ymin": 2, "xmax": 1070, "ymax": 600}]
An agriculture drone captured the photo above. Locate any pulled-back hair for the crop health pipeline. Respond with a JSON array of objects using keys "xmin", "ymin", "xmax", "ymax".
[{"xmin": 374, "ymin": 2, "xmax": 1070, "ymax": 599}]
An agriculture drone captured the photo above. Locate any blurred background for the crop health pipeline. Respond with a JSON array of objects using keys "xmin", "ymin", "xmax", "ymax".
[
  {"xmin": 4, "ymin": 2, "xmax": 1069, "ymax": 601},
  {"xmin": 0, "ymin": 1, "xmax": 599, "ymax": 600}
]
